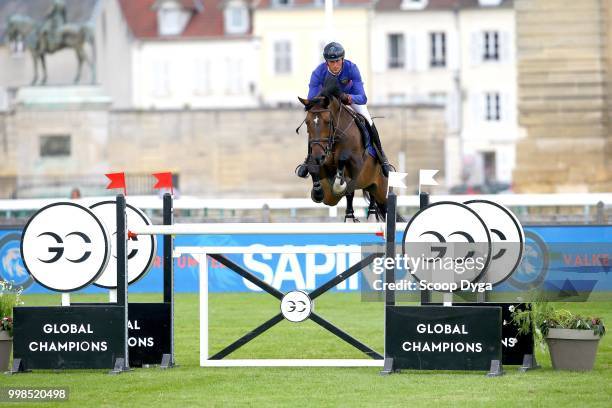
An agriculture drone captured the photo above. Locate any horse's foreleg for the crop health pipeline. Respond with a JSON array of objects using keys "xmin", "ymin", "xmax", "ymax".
[
  {"xmin": 344, "ymin": 192, "xmax": 359, "ymax": 223},
  {"xmin": 332, "ymin": 151, "xmax": 350, "ymax": 196},
  {"xmin": 310, "ymin": 171, "xmax": 324, "ymax": 203},
  {"xmin": 40, "ymin": 55, "xmax": 47, "ymax": 85}
]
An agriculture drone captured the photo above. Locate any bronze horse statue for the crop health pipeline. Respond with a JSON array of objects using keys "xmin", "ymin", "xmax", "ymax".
[
  {"xmin": 5, "ymin": 14, "xmax": 96, "ymax": 85},
  {"xmin": 298, "ymin": 78, "xmax": 390, "ymax": 221}
]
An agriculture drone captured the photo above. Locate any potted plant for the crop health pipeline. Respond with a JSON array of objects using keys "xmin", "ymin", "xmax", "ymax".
[
  {"xmin": 0, "ymin": 281, "xmax": 23, "ymax": 372},
  {"xmin": 512, "ymin": 302, "xmax": 606, "ymax": 371}
]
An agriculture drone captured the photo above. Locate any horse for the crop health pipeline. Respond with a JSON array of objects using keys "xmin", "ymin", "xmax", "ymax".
[
  {"xmin": 5, "ymin": 14, "xmax": 96, "ymax": 85},
  {"xmin": 297, "ymin": 78, "xmax": 389, "ymax": 221}
]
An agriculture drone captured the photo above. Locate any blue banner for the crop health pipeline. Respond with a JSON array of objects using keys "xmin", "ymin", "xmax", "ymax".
[{"xmin": 1, "ymin": 225, "xmax": 610, "ymax": 295}]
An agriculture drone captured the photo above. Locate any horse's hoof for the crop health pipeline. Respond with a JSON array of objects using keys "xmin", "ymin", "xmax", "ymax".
[
  {"xmin": 311, "ymin": 188, "xmax": 324, "ymax": 203},
  {"xmin": 344, "ymin": 214, "xmax": 360, "ymax": 223}
]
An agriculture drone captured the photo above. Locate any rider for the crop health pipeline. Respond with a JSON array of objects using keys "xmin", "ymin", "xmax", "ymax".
[
  {"xmin": 296, "ymin": 42, "xmax": 392, "ymax": 178},
  {"xmin": 41, "ymin": 0, "xmax": 67, "ymax": 51}
]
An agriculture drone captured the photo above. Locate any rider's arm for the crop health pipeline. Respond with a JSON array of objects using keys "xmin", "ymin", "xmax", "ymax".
[
  {"xmin": 307, "ymin": 68, "xmax": 323, "ymax": 100},
  {"xmin": 348, "ymin": 64, "xmax": 367, "ymax": 105}
]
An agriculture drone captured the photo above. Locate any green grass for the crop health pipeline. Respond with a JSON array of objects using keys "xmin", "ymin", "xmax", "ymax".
[{"xmin": 3, "ymin": 293, "xmax": 611, "ymax": 407}]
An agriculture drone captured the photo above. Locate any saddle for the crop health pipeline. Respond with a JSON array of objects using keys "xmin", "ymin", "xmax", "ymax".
[{"xmin": 343, "ymin": 107, "xmax": 377, "ymax": 159}]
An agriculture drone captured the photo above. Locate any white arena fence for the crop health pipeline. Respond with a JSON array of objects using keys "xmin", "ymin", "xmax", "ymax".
[{"xmin": 1, "ymin": 193, "xmax": 611, "ymax": 224}]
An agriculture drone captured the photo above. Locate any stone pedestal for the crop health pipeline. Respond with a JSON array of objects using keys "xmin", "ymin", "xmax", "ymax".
[{"xmin": 13, "ymin": 86, "xmax": 111, "ymax": 198}]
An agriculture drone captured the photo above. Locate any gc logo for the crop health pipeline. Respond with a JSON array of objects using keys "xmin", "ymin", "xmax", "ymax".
[
  {"xmin": 20, "ymin": 202, "xmax": 110, "ymax": 292},
  {"xmin": 36, "ymin": 231, "xmax": 92, "ymax": 263},
  {"xmin": 89, "ymin": 201, "xmax": 156, "ymax": 289},
  {"xmin": 280, "ymin": 291, "xmax": 313, "ymax": 323},
  {"xmin": 401, "ymin": 200, "xmax": 524, "ymax": 292}
]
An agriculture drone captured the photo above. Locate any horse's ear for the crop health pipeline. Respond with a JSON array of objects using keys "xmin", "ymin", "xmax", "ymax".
[{"xmin": 298, "ymin": 96, "xmax": 309, "ymax": 106}]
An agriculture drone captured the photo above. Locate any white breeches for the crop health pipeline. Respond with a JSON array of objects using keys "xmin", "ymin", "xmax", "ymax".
[{"xmin": 350, "ymin": 103, "xmax": 373, "ymax": 126}]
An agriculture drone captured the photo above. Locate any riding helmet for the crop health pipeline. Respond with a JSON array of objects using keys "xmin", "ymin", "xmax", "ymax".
[{"xmin": 323, "ymin": 42, "xmax": 345, "ymax": 61}]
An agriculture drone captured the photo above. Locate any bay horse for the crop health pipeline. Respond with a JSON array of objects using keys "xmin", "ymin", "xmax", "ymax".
[
  {"xmin": 297, "ymin": 78, "xmax": 388, "ymax": 221},
  {"xmin": 5, "ymin": 14, "xmax": 96, "ymax": 85}
]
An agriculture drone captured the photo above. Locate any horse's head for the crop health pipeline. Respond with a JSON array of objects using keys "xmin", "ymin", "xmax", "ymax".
[
  {"xmin": 5, "ymin": 15, "xmax": 35, "ymax": 43},
  {"xmin": 298, "ymin": 94, "xmax": 342, "ymax": 166}
]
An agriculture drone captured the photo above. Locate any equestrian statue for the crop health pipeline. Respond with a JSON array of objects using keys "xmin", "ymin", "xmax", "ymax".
[{"xmin": 5, "ymin": 0, "xmax": 96, "ymax": 85}]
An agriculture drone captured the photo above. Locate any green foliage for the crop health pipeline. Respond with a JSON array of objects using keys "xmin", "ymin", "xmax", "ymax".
[
  {"xmin": 512, "ymin": 301, "xmax": 606, "ymax": 348},
  {"xmin": 0, "ymin": 280, "xmax": 24, "ymax": 336}
]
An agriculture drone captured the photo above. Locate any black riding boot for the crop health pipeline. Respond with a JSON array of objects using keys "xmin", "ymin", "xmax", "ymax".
[
  {"xmin": 370, "ymin": 124, "xmax": 392, "ymax": 177},
  {"xmin": 295, "ymin": 156, "xmax": 309, "ymax": 178}
]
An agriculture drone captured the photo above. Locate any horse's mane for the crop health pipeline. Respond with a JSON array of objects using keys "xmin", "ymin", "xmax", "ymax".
[
  {"xmin": 321, "ymin": 75, "xmax": 342, "ymax": 100},
  {"xmin": 304, "ymin": 75, "xmax": 342, "ymax": 111}
]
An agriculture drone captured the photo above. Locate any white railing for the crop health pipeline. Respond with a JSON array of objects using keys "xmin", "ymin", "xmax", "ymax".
[{"xmin": 0, "ymin": 193, "xmax": 610, "ymax": 220}]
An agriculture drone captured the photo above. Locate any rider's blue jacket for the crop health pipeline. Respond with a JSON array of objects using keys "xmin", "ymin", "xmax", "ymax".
[{"xmin": 307, "ymin": 59, "xmax": 367, "ymax": 105}]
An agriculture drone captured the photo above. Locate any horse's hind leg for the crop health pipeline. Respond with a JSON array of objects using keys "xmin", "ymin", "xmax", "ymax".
[
  {"xmin": 74, "ymin": 47, "xmax": 85, "ymax": 84},
  {"xmin": 344, "ymin": 192, "xmax": 359, "ymax": 223},
  {"xmin": 30, "ymin": 51, "xmax": 39, "ymax": 85},
  {"xmin": 40, "ymin": 55, "xmax": 48, "ymax": 85}
]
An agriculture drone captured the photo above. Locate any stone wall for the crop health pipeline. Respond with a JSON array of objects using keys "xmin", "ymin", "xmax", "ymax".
[
  {"xmin": 513, "ymin": 0, "xmax": 612, "ymax": 192},
  {"xmin": 109, "ymin": 105, "xmax": 447, "ymax": 197},
  {"xmin": 0, "ymin": 104, "xmax": 446, "ymax": 198}
]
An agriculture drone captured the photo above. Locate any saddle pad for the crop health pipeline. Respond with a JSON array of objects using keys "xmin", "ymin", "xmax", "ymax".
[{"xmin": 352, "ymin": 112, "xmax": 377, "ymax": 159}]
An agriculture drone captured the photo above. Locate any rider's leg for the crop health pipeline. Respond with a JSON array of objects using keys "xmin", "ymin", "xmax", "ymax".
[{"xmin": 350, "ymin": 103, "xmax": 391, "ymax": 177}]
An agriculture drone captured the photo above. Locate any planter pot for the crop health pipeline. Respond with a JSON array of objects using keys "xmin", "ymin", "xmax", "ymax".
[
  {"xmin": 0, "ymin": 330, "xmax": 12, "ymax": 372},
  {"xmin": 546, "ymin": 328, "xmax": 601, "ymax": 371}
]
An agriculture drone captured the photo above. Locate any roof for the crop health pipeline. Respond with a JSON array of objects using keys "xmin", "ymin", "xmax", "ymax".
[
  {"xmin": 119, "ymin": 0, "xmax": 253, "ymax": 40},
  {"xmin": 375, "ymin": 0, "xmax": 513, "ymax": 11},
  {"xmin": 0, "ymin": 0, "xmax": 98, "ymax": 40}
]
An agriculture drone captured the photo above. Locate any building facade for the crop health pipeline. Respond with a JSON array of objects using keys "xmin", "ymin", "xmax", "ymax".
[
  {"xmin": 372, "ymin": 0, "xmax": 517, "ymax": 187},
  {"xmin": 253, "ymin": 0, "xmax": 373, "ymax": 106}
]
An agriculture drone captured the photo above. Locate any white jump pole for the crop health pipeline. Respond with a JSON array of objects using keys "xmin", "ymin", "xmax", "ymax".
[{"xmin": 132, "ymin": 222, "xmax": 407, "ymax": 236}]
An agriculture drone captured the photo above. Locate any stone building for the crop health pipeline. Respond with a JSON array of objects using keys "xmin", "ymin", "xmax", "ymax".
[{"xmin": 513, "ymin": 0, "xmax": 612, "ymax": 192}]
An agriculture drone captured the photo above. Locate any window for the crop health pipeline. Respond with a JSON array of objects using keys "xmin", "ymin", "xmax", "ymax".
[
  {"xmin": 388, "ymin": 34, "xmax": 405, "ymax": 69},
  {"xmin": 430, "ymin": 32, "xmax": 446, "ymax": 67},
  {"xmin": 194, "ymin": 59, "xmax": 211, "ymax": 95},
  {"xmin": 159, "ymin": 9, "xmax": 182, "ymax": 35},
  {"xmin": 400, "ymin": 0, "xmax": 428, "ymax": 10},
  {"xmin": 224, "ymin": 2, "xmax": 249, "ymax": 34},
  {"xmin": 483, "ymin": 31, "xmax": 499, "ymax": 61},
  {"xmin": 40, "ymin": 135, "xmax": 70, "ymax": 158},
  {"xmin": 152, "ymin": 62, "xmax": 170, "ymax": 97},
  {"xmin": 274, "ymin": 41, "xmax": 292, "ymax": 74},
  {"xmin": 225, "ymin": 59, "xmax": 244, "ymax": 95},
  {"xmin": 482, "ymin": 151, "xmax": 496, "ymax": 183},
  {"xmin": 485, "ymin": 92, "xmax": 500, "ymax": 121}
]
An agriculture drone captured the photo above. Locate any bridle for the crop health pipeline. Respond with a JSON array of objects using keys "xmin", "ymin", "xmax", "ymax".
[{"xmin": 296, "ymin": 98, "xmax": 356, "ymax": 160}]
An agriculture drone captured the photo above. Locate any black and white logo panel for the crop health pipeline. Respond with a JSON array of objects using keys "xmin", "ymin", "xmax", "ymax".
[
  {"xmin": 20, "ymin": 202, "xmax": 111, "ymax": 292},
  {"xmin": 280, "ymin": 291, "xmax": 313, "ymax": 323},
  {"xmin": 90, "ymin": 201, "xmax": 157, "ymax": 288},
  {"xmin": 464, "ymin": 200, "xmax": 525, "ymax": 287},
  {"xmin": 401, "ymin": 202, "xmax": 492, "ymax": 290}
]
